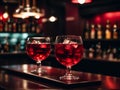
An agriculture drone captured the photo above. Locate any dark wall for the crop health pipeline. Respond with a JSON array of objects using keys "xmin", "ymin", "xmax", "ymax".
[{"xmin": 65, "ymin": 3, "xmax": 84, "ymax": 36}]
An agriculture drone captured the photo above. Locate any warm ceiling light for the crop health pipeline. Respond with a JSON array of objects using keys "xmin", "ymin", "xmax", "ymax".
[
  {"xmin": 78, "ymin": 0, "xmax": 85, "ymax": 4},
  {"xmin": 13, "ymin": 0, "xmax": 44, "ymax": 19},
  {"xmin": 48, "ymin": 16, "xmax": 57, "ymax": 22}
]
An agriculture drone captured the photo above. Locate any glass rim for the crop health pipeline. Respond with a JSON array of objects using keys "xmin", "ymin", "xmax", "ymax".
[
  {"xmin": 56, "ymin": 35, "xmax": 82, "ymax": 37},
  {"xmin": 27, "ymin": 36, "xmax": 50, "ymax": 39},
  {"xmin": 55, "ymin": 35, "xmax": 83, "ymax": 44}
]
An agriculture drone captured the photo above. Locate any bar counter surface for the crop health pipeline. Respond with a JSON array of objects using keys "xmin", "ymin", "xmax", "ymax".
[{"xmin": 0, "ymin": 64, "xmax": 120, "ymax": 90}]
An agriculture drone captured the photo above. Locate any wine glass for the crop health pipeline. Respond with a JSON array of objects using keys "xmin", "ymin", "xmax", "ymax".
[
  {"xmin": 55, "ymin": 35, "xmax": 84, "ymax": 80},
  {"xmin": 26, "ymin": 36, "xmax": 51, "ymax": 75}
]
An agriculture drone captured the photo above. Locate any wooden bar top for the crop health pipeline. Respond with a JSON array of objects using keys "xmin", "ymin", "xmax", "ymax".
[{"xmin": 0, "ymin": 64, "xmax": 120, "ymax": 90}]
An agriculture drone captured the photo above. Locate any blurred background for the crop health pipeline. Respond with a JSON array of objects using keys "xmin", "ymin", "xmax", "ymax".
[{"xmin": 0, "ymin": 0, "xmax": 120, "ymax": 76}]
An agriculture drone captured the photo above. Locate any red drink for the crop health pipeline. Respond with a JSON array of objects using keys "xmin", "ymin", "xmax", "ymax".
[
  {"xmin": 26, "ymin": 43, "xmax": 51, "ymax": 62},
  {"xmin": 55, "ymin": 43, "xmax": 84, "ymax": 67}
]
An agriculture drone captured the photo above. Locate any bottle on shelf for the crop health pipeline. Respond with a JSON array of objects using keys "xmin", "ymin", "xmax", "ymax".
[
  {"xmin": 112, "ymin": 48, "xmax": 117, "ymax": 60},
  {"xmin": 88, "ymin": 44, "xmax": 95, "ymax": 58},
  {"xmin": 27, "ymin": 19, "xmax": 32, "ymax": 33},
  {"xmin": 95, "ymin": 42, "xmax": 102, "ymax": 59},
  {"xmin": 8, "ymin": 18, "xmax": 13, "ymax": 32},
  {"xmin": 0, "ymin": 20, "xmax": 4, "ymax": 32},
  {"xmin": 4, "ymin": 19, "xmax": 9, "ymax": 32},
  {"xmin": 22, "ymin": 20, "xmax": 27, "ymax": 33},
  {"xmin": 3, "ymin": 37, "xmax": 9, "ymax": 52},
  {"xmin": 36, "ymin": 23, "xmax": 42, "ymax": 34},
  {"xmin": 112, "ymin": 22, "xmax": 118, "ymax": 39},
  {"xmin": 83, "ymin": 21, "xmax": 90, "ymax": 39},
  {"xmin": 12, "ymin": 19, "xmax": 17, "ymax": 32},
  {"xmin": 14, "ymin": 40, "xmax": 21, "ymax": 52},
  {"xmin": 96, "ymin": 24, "xmax": 103, "ymax": 39},
  {"xmin": 31, "ymin": 20, "xmax": 37, "ymax": 33},
  {"xmin": 107, "ymin": 46, "xmax": 114, "ymax": 60},
  {"xmin": 105, "ymin": 20, "xmax": 111, "ymax": 39},
  {"xmin": 90, "ymin": 24, "xmax": 96, "ymax": 39},
  {"xmin": 17, "ymin": 19, "xmax": 22, "ymax": 32}
]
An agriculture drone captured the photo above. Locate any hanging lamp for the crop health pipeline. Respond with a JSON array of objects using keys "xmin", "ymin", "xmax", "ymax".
[
  {"xmin": 13, "ymin": 0, "xmax": 43, "ymax": 19},
  {"xmin": 13, "ymin": 0, "xmax": 28, "ymax": 18}
]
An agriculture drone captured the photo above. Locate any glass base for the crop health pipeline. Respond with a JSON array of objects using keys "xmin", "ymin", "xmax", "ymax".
[
  {"xmin": 60, "ymin": 74, "xmax": 79, "ymax": 80},
  {"xmin": 31, "ymin": 70, "xmax": 42, "ymax": 75},
  {"xmin": 31, "ymin": 68, "xmax": 45, "ymax": 76}
]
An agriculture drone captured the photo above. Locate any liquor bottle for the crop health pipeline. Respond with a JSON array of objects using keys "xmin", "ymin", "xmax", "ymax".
[
  {"xmin": 112, "ymin": 48, "xmax": 117, "ymax": 60},
  {"xmin": 8, "ymin": 18, "xmax": 13, "ymax": 32},
  {"xmin": 22, "ymin": 21, "xmax": 27, "ymax": 33},
  {"xmin": 26, "ymin": 21, "xmax": 31, "ymax": 33},
  {"xmin": 95, "ymin": 42, "xmax": 102, "ymax": 59},
  {"xmin": 13, "ymin": 19, "xmax": 17, "ymax": 32},
  {"xmin": 27, "ymin": 18, "xmax": 33, "ymax": 33},
  {"xmin": 105, "ymin": 20, "xmax": 111, "ymax": 39},
  {"xmin": 17, "ymin": 19, "xmax": 22, "ymax": 32},
  {"xmin": 31, "ymin": 20, "xmax": 36, "ymax": 33},
  {"xmin": 83, "ymin": 21, "xmax": 90, "ymax": 39},
  {"xmin": 4, "ymin": 20, "xmax": 8, "ymax": 32},
  {"xmin": 113, "ymin": 23, "xmax": 118, "ymax": 39},
  {"xmin": 36, "ymin": 23, "xmax": 42, "ymax": 34},
  {"xmin": 3, "ymin": 37, "xmax": 9, "ymax": 52},
  {"xmin": 88, "ymin": 44, "xmax": 95, "ymax": 58},
  {"xmin": 90, "ymin": 24, "xmax": 96, "ymax": 39},
  {"xmin": 97, "ymin": 24, "xmax": 102, "ymax": 39}
]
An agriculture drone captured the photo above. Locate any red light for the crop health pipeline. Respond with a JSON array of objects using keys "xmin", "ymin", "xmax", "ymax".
[
  {"xmin": 94, "ymin": 16, "xmax": 101, "ymax": 24},
  {"xmin": 104, "ymin": 12, "xmax": 120, "ymax": 18},
  {"xmin": 72, "ymin": 0, "xmax": 79, "ymax": 4},
  {"xmin": 0, "ymin": 16, "xmax": 3, "ymax": 20},
  {"xmin": 90, "ymin": 11, "xmax": 120, "ymax": 26},
  {"xmin": 104, "ymin": 76, "xmax": 118, "ymax": 89},
  {"xmin": 72, "ymin": 0, "xmax": 92, "ymax": 4},
  {"xmin": 85, "ymin": 0, "xmax": 92, "ymax": 3}
]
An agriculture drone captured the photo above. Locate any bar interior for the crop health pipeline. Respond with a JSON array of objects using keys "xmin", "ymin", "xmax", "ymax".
[{"xmin": 0, "ymin": 0, "xmax": 120, "ymax": 89}]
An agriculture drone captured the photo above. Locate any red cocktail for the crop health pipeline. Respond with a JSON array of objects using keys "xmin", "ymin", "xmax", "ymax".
[
  {"xmin": 55, "ymin": 44, "xmax": 84, "ymax": 67},
  {"xmin": 55, "ymin": 35, "xmax": 84, "ymax": 80},
  {"xmin": 26, "ymin": 44, "xmax": 50, "ymax": 62},
  {"xmin": 26, "ymin": 37, "xmax": 51, "ymax": 75}
]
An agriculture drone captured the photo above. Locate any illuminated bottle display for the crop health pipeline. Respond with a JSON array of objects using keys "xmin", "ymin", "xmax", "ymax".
[{"xmin": 105, "ymin": 20, "xmax": 111, "ymax": 39}]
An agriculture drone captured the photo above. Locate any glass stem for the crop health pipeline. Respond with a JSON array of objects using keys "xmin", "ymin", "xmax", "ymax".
[
  {"xmin": 36, "ymin": 61, "xmax": 42, "ymax": 74},
  {"xmin": 66, "ymin": 66, "xmax": 72, "ymax": 76}
]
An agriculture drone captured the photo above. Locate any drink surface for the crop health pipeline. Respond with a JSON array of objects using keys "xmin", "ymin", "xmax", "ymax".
[
  {"xmin": 55, "ymin": 43, "xmax": 84, "ymax": 67},
  {"xmin": 26, "ymin": 44, "xmax": 51, "ymax": 62}
]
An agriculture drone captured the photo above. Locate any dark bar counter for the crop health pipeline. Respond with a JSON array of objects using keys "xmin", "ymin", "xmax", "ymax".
[
  {"xmin": 0, "ymin": 52, "xmax": 120, "ymax": 77},
  {"xmin": 0, "ymin": 52, "xmax": 120, "ymax": 89},
  {"xmin": 0, "ymin": 64, "xmax": 120, "ymax": 90}
]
